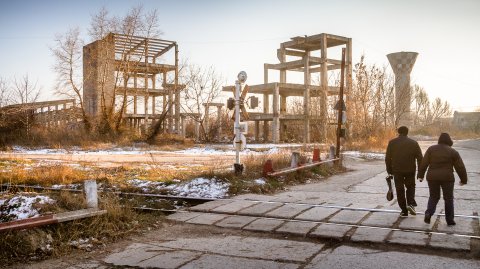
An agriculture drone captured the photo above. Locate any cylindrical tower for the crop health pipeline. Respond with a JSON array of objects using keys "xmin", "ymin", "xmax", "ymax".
[{"xmin": 387, "ymin": 51, "xmax": 418, "ymax": 127}]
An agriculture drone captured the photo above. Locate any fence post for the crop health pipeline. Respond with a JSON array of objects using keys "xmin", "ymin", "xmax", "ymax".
[
  {"xmin": 291, "ymin": 152, "xmax": 300, "ymax": 167},
  {"xmin": 84, "ymin": 180, "xmax": 98, "ymax": 208}
]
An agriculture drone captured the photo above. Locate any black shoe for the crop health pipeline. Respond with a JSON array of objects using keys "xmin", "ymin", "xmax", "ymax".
[
  {"xmin": 407, "ymin": 205, "xmax": 416, "ymax": 215},
  {"xmin": 400, "ymin": 211, "xmax": 408, "ymax": 217},
  {"xmin": 447, "ymin": 220, "xmax": 456, "ymax": 226},
  {"xmin": 424, "ymin": 214, "xmax": 431, "ymax": 224}
]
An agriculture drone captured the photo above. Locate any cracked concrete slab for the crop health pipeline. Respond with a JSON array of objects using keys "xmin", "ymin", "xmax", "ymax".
[
  {"xmin": 212, "ymin": 200, "xmax": 259, "ymax": 213},
  {"xmin": 350, "ymin": 227, "xmax": 390, "ymax": 243},
  {"xmin": 294, "ymin": 207, "xmax": 340, "ymax": 221},
  {"xmin": 275, "ymin": 221, "xmax": 319, "ymax": 236},
  {"xmin": 166, "ymin": 212, "xmax": 201, "ymax": 222},
  {"xmin": 186, "ymin": 213, "xmax": 227, "ymax": 225},
  {"xmin": 215, "ymin": 215, "xmax": 258, "ymax": 228},
  {"xmin": 243, "ymin": 218, "xmax": 285, "ymax": 232},
  {"xmin": 388, "ymin": 231, "xmax": 428, "ymax": 247},
  {"xmin": 429, "ymin": 234, "xmax": 471, "ymax": 251},
  {"xmin": 179, "ymin": 254, "xmax": 300, "ymax": 269},
  {"xmin": 265, "ymin": 204, "xmax": 312, "ymax": 219},
  {"xmin": 328, "ymin": 209, "xmax": 370, "ymax": 225},
  {"xmin": 398, "ymin": 216, "xmax": 435, "ymax": 231},
  {"xmin": 189, "ymin": 199, "xmax": 233, "ymax": 212},
  {"xmin": 310, "ymin": 223, "xmax": 352, "ymax": 240},
  {"xmin": 360, "ymin": 212, "xmax": 399, "ymax": 227},
  {"xmin": 156, "ymin": 236, "xmax": 324, "ymax": 263},
  {"xmin": 238, "ymin": 202, "xmax": 283, "ymax": 216}
]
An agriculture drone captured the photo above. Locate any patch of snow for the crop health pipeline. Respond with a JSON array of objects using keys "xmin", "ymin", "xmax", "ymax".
[
  {"xmin": 0, "ymin": 195, "xmax": 55, "ymax": 221},
  {"xmin": 50, "ymin": 183, "xmax": 82, "ymax": 190},
  {"xmin": 167, "ymin": 177, "xmax": 230, "ymax": 198},
  {"xmin": 342, "ymin": 151, "xmax": 385, "ymax": 160},
  {"xmin": 127, "ymin": 179, "xmax": 166, "ymax": 192},
  {"xmin": 254, "ymin": 178, "xmax": 267, "ymax": 185}
]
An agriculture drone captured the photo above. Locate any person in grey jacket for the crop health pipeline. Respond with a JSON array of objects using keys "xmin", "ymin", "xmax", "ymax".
[
  {"xmin": 386, "ymin": 126, "xmax": 423, "ymax": 216},
  {"xmin": 417, "ymin": 133, "xmax": 467, "ymax": 226}
]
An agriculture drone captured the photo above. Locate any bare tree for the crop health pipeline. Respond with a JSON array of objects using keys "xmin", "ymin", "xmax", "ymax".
[
  {"xmin": 51, "ymin": 27, "xmax": 91, "ymax": 130},
  {"xmin": 11, "ymin": 74, "xmax": 41, "ymax": 136},
  {"xmin": 0, "ymin": 76, "xmax": 10, "ymax": 108},
  {"xmin": 181, "ymin": 64, "xmax": 223, "ymax": 141}
]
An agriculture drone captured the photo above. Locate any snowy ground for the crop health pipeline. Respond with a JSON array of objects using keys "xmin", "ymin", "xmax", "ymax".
[
  {"xmin": 342, "ymin": 151, "xmax": 385, "ymax": 160},
  {"xmin": 0, "ymin": 195, "xmax": 55, "ymax": 221}
]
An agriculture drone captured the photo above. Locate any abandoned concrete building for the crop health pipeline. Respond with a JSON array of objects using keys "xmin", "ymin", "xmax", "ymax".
[
  {"xmin": 82, "ymin": 33, "xmax": 199, "ymax": 136},
  {"xmin": 223, "ymin": 33, "xmax": 352, "ymax": 143},
  {"xmin": 453, "ymin": 111, "xmax": 480, "ymax": 131}
]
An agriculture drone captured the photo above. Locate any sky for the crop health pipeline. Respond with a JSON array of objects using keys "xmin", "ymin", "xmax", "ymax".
[{"xmin": 0, "ymin": 0, "xmax": 479, "ymax": 112}]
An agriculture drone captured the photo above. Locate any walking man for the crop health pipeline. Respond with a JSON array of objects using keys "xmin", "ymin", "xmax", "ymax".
[{"xmin": 386, "ymin": 126, "xmax": 423, "ymax": 216}]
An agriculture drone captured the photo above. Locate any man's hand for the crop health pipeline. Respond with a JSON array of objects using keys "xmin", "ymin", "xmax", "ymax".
[
  {"xmin": 460, "ymin": 182, "xmax": 466, "ymax": 186},
  {"xmin": 418, "ymin": 177, "xmax": 424, "ymax": 182}
]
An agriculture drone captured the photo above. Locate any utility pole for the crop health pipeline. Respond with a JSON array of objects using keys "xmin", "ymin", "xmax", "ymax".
[
  {"xmin": 336, "ymin": 48, "xmax": 346, "ymax": 159},
  {"xmin": 234, "ymin": 71, "xmax": 247, "ymax": 175}
]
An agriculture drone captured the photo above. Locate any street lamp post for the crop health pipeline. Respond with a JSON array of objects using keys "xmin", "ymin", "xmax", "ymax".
[{"xmin": 234, "ymin": 71, "xmax": 247, "ymax": 175}]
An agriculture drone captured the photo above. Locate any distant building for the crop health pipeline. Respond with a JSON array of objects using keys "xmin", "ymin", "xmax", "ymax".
[{"xmin": 453, "ymin": 111, "xmax": 480, "ymax": 131}]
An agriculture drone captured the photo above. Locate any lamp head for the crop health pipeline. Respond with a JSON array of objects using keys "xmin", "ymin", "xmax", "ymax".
[{"xmin": 237, "ymin": 71, "xmax": 247, "ymax": 83}]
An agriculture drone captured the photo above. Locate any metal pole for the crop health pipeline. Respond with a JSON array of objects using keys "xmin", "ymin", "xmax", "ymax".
[
  {"xmin": 234, "ymin": 80, "xmax": 241, "ymax": 165},
  {"xmin": 336, "ymin": 48, "xmax": 346, "ymax": 159}
]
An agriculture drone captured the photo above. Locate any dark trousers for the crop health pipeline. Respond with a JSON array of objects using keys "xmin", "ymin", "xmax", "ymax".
[
  {"xmin": 426, "ymin": 180, "xmax": 455, "ymax": 222},
  {"xmin": 393, "ymin": 172, "xmax": 416, "ymax": 212}
]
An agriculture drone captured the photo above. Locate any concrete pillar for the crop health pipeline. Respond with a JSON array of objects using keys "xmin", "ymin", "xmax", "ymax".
[
  {"xmin": 304, "ymin": 50, "xmax": 311, "ymax": 143},
  {"xmin": 181, "ymin": 116, "xmax": 186, "ymax": 138},
  {"xmin": 204, "ymin": 104, "xmax": 210, "ymax": 137},
  {"xmin": 263, "ymin": 65, "xmax": 269, "ymax": 142},
  {"xmin": 174, "ymin": 44, "xmax": 180, "ymax": 133},
  {"xmin": 387, "ymin": 51, "xmax": 418, "ymax": 127},
  {"xmin": 272, "ymin": 84, "xmax": 280, "ymax": 143},
  {"xmin": 217, "ymin": 106, "xmax": 222, "ymax": 139},
  {"xmin": 84, "ymin": 180, "xmax": 98, "ymax": 208},
  {"xmin": 255, "ymin": 121, "xmax": 260, "ymax": 141},
  {"xmin": 290, "ymin": 152, "xmax": 300, "ymax": 168},
  {"xmin": 319, "ymin": 35, "xmax": 328, "ymax": 142}
]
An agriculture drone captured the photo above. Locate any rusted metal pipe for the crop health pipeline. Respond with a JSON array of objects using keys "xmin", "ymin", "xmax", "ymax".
[{"xmin": 267, "ymin": 158, "xmax": 339, "ymax": 177}]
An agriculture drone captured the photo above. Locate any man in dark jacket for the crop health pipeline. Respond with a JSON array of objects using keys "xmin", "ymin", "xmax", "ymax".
[
  {"xmin": 386, "ymin": 126, "xmax": 423, "ymax": 216},
  {"xmin": 417, "ymin": 133, "xmax": 467, "ymax": 225}
]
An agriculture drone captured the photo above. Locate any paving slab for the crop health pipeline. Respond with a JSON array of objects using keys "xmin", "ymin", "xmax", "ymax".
[
  {"xmin": 215, "ymin": 215, "xmax": 258, "ymax": 228},
  {"xmin": 238, "ymin": 202, "xmax": 283, "ymax": 216},
  {"xmin": 305, "ymin": 245, "xmax": 480, "ymax": 269},
  {"xmin": 398, "ymin": 216, "xmax": 435, "ymax": 231},
  {"xmin": 328, "ymin": 209, "xmax": 370, "ymax": 225},
  {"xmin": 189, "ymin": 199, "xmax": 233, "ymax": 212},
  {"xmin": 166, "ymin": 212, "xmax": 201, "ymax": 222},
  {"xmin": 157, "ymin": 236, "xmax": 324, "ymax": 262},
  {"xmin": 275, "ymin": 221, "xmax": 319, "ymax": 236},
  {"xmin": 180, "ymin": 254, "xmax": 299, "ymax": 269},
  {"xmin": 388, "ymin": 231, "xmax": 429, "ymax": 247},
  {"xmin": 294, "ymin": 207, "xmax": 340, "ymax": 221},
  {"xmin": 186, "ymin": 213, "xmax": 228, "ymax": 225},
  {"xmin": 265, "ymin": 204, "xmax": 312, "ymax": 219},
  {"xmin": 310, "ymin": 223, "xmax": 352, "ymax": 240},
  {"xmin": 210, "ymin": 200, "xmax": 259, "ymax": 214},
  {"xmin": 350, "ymin": 227, "xmax": 391, "ymax": 243},
  {"xmin": 104, "ymin": 243, "xmax": 199, "ymax": 269},
  {"xmin": 429, "ymin": 234, "xmax": 471, "ymax": 251},
  {"xmin": 243, "ymin": 218, "xmax": 285, "ymax": 232},
  {"xmin": 436, "ymin": 217, "xmax": 475, "ymax": 235},
  {"xmin": 136, "ymin": 250, "xmax": 200, "ymax": 269},
  {"xmin": 360, "ymin": 212, "xmax": 399, "ymax": 227}
]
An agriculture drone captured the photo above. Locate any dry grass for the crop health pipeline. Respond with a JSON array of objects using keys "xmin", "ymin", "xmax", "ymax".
[{"xmin": 0, "ymin": 191, "xmax": 161, "ymax": 264}]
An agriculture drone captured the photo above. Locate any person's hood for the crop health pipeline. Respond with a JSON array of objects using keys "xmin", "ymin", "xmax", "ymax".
[{"xmin": 438, "ymin": 133, "xmax": 453, "ymax": 146}]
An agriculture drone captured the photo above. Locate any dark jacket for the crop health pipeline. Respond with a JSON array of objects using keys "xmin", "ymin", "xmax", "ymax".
[
  {"xmin": 385, "ymin": 134, "xmax": 423, "ymax": 174},
  {"xmin": 417, "ymin": 133, "xmax": 468, "ymax": 183}
]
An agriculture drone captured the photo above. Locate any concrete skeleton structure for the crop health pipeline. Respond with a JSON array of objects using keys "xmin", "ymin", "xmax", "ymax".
[
  {"xmin": 387, "ymin": 51, "xmax": 418, "ymax": 127},
  {"xmin": 223, "ymin": 33, "xmax": 352, "ymax": 143},
  {"xmin": 83, "ymin": 33, "xmax": 193, "ymax": 135},
  {"xmin": 203, "ymin": 102, "xmax": 224, "ymax": 139}
]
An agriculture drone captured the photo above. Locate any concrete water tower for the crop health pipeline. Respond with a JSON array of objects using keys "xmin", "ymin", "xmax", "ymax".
[{"xmin": 387, "ymin": 51, "xmax": 418, "ymax": 127}]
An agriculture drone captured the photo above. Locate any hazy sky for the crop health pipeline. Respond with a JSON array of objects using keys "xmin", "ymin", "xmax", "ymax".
[{"xmin": 0, "ymin": 0, "xmax": 479, "ymax": 111}]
